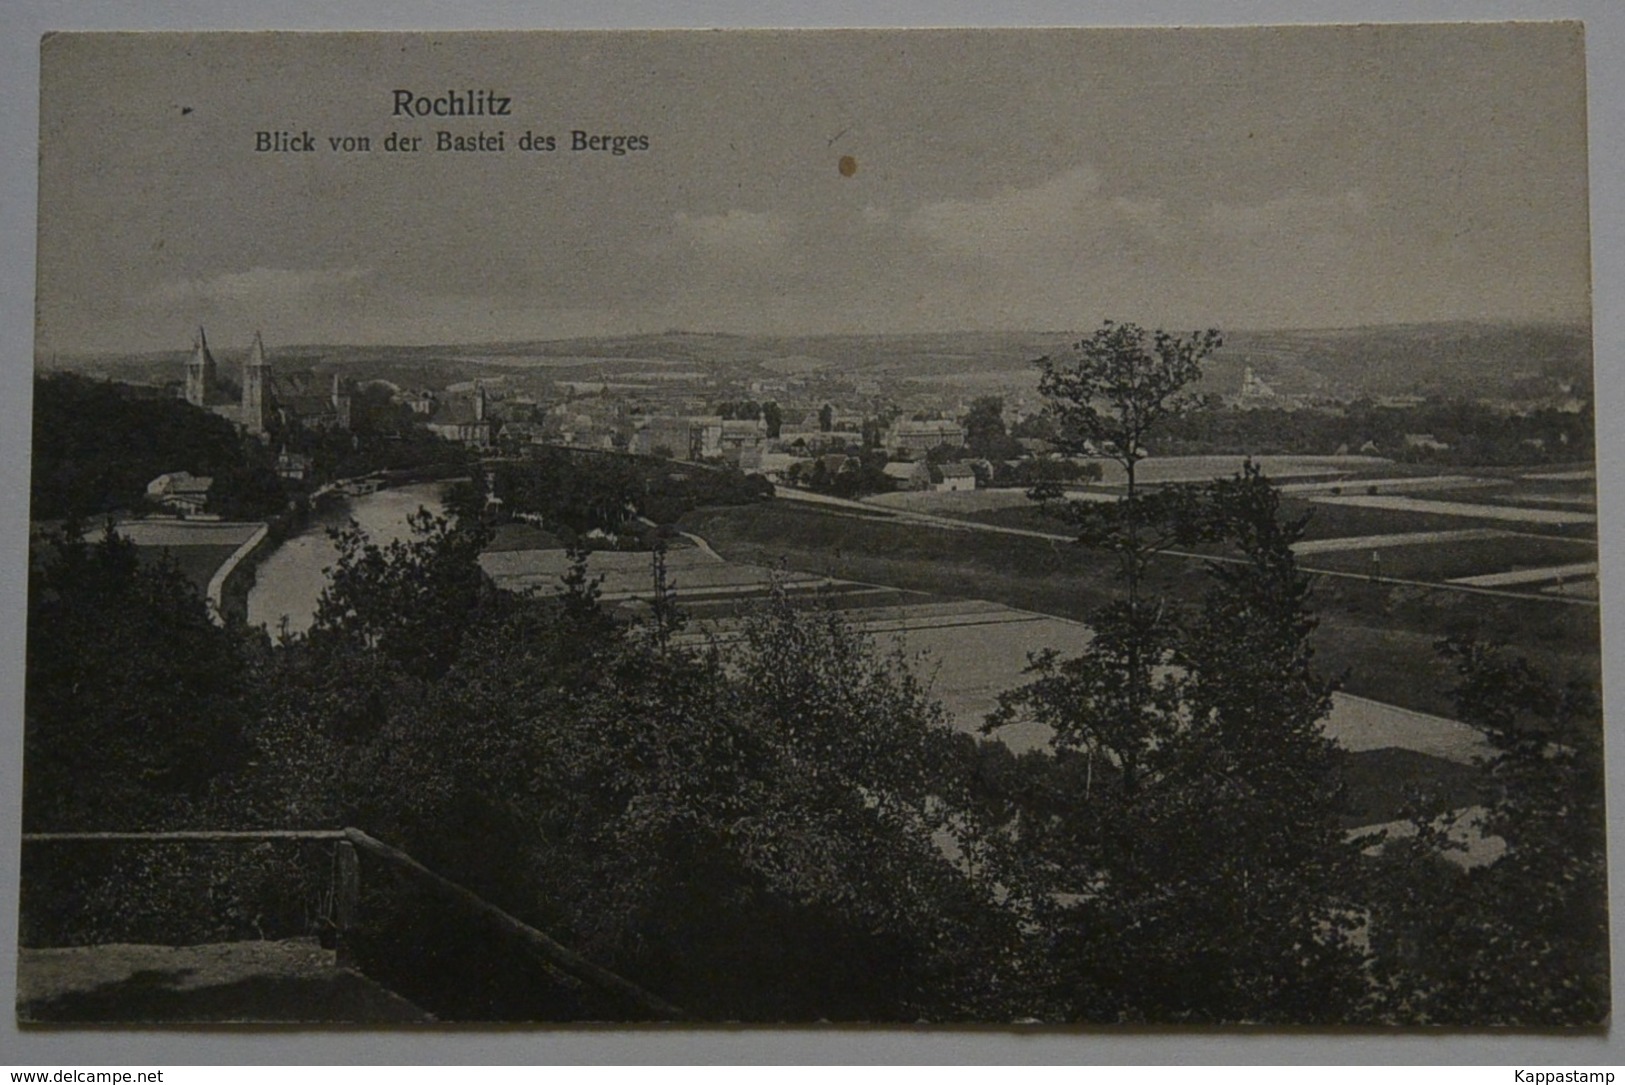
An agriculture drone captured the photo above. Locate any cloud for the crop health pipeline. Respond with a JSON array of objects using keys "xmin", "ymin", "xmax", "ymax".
[
  {"xmin": 903, "ymin": 167, "xmax": 1110, "ymax": 254},
  {"xmin": 673, "ymin": 209, "xmax": 791, "ymax": 258},
  {"xmin": 145, "ymin": 266, "xmax": 373, "ymax": 307},
  {"xmin": 1202, "ymin": 190, "xmax": 1370, "ymax": 239}
]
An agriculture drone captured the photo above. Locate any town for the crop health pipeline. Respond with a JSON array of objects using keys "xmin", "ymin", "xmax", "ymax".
[
  {"xmin": 15, "ymin": 22, "xmax": 1607, "ymax": 1038},
  {"xmin": 21, "ymin": 316, "xmax": 1604, "ymax": 1027}
]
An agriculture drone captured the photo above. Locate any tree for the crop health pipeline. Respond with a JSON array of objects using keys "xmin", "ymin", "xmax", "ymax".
[
  {"xmin": 997, "ymin": 324, "xmax": 1221, "ymax": 915},
  {"xmin": 762, "ymin": 400, "xmax": 783, "ymax": 439},
  {"xmin": 962, "ymin": 395, "xmax": 1007, "ymax": 458},
  {"xmin": 1034, "ymin": 321, "xmax": 1221, "ymax": 602},
  {"xmin": 24, "ymin": 526, "xmax": 255, "ymax": 830},
  {"xmin": 997, "ymin": 322, "xmax": 1219, "ymax": 820},
  {"xmin": 819, "ymin": 403, "xmax": 834, "ymax": 433},
  {"xmin": 987, "ymin": 464, "xmax": 1366, "ymax": 1022},
  {"xmin": 308, "ymin": 509, "xmax": 495, "ymax": 681},
  {"xmin": 1363, "ymin": 639, "xmax": 1609, "ymax": 1025}
]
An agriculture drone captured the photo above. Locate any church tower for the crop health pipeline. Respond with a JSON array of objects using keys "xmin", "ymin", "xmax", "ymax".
[
  {"xmin": 241, "ymin": 331, "xmax": 273, "ymax": 436},
  {"xmin": 331, "ymin": 371, "xmax": 353, "ymax": 430},
  {"xmin": 185, "ymin": 327, "xmax": 217, "ymax": 407}
]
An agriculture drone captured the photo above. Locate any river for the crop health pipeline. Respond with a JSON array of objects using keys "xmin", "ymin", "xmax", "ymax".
[{"xmin": 247, "ymin": 482, "xmax": 448, "ymax": 637}]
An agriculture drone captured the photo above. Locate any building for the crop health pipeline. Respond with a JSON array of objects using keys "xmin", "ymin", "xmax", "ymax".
[
  {"xmin": 399, "ymin": 390, "xmax": 437, "ymax": 415},
  {"xmin": 885, "ymin": 419, "xmax": 965, "ymax": 457},
  {"xmin": 273, "ymin": 369, "xmax": 352, "ymax": 432},
  {"xmin": 935, "ymin": 462, "xmax": 977, "ymax": 492},
  {"xmin": 240, "ymin": 331, "xmax": 273, "ymax": 435},
  {"xmin": 718, "ymin": 419, "xmax": 766, "ymax": 468},
  {"xmin": 1403, "ymin": 433, "xmax": 1451, "ymax": 452},
  {"xmin": 182, "ymin": 327, "xmax": 349, "ymax": 437},
  {"xmin": 632, "ymin": 415, "xmax": 697, "ymax": 459},
  {"xmin": 628, "ymin": 414, "xmax": 734, "ymax": 461},
  {"xmin": 146, "ymin": 471, "xmax": 213, "ymax": 513},
  {"xmin": 275, "ymin": 451, "xmax": 314, "ymax": 482},
  {"xmin": 184, "ymin": 328, "xmax": 219, "ymax": 408},
  {"xmin": 1236, "ymin": 365, "xmax": 1277, "ymax": 405},
  {"xmin": 427, "ymin": 382, "xmax": 496, "ymax": 449},
  {"xmin": 883, "ymin": 460, "xmax": 931, "ymax": 491}
]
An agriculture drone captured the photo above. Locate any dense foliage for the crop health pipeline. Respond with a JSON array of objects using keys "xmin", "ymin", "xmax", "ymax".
[
  {"xmin": 483, "ymin": 448, "xmax": 772, "ymax": 541},
  {"xmin": 31, "ymin": 374, "xmax": 285, "ymax": 521},
  {"xmin": 1157, "ymin": 397, "xmax": 1594, "ymax": 465},
  {"xmin": 23, "ymin": 527, "xmax": 255, "ymax": 830}
]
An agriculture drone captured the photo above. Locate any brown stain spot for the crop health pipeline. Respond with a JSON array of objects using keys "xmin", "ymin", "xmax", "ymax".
[{"xmin": 838, "ymin": 155, "xmax": 858, "ymax": 178}]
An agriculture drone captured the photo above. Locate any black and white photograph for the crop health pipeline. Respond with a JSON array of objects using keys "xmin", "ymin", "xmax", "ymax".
[{"xmin": 10, "ymin": 22, "xmax": 1611, "ymax": 1031}]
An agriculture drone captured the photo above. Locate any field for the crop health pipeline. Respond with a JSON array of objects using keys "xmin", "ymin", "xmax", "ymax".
[
  {"xmin": 1295, "ymin": 534, "xmax": 1595, "ymax": 581},
  {"xmin": 1305, "ymin": 493, "xmax": 1597, "ymax": 527},
  {"xmin": 865, "ymin": 488, "xmax": 1037, "ymax": 515},
  {"xmin": 681, "ymin": 499, "xmax": 1601, "ymax": 721},
  {"xmin": 1082, "ymin": 454, "xmax": 1389, "ymax": 486},
  {"xmin": 954, "ymin": 480, "xmax": 1598, "ymax": 544},
  {"xmin": 477, "ymin": 527, "xmax": 1511, "ymax": 822},
  {"xmin": 95, "ymin": 520, "xmax": 264, "ymax": 596},
  {"xmin": 476, "ymin": 499, "xmax": 1566, "ymax": 836},
  {"xmin": 132, "ymin": 544, "xmax": 244, "ymax": 595}
]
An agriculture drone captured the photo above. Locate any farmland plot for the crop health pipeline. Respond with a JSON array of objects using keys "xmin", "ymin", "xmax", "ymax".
[
  {"xmin": 1297, "ymin": 534, "xmax": 1596, "ymax": 582},
  {"xmin": 1284, "ymin": 498, "xmax": 1596, "ymax": 541},
  {"xmin": 1307, "ymin": 493, "xmax": 1596, "ymax": 526}
]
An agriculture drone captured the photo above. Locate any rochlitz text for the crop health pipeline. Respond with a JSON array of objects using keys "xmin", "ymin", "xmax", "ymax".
[{"xmin": 393, "ymin": 89, "xmax": 512, "ymax": 117}]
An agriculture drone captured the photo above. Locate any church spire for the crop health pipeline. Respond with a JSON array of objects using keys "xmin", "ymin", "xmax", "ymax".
[
  {"xmin": 241, "ymin": 330, "xmax": 273, "ymax": 436},
  {"xmin": 185, "ymin": 326, "xmax": 217, "ymax": 407}
]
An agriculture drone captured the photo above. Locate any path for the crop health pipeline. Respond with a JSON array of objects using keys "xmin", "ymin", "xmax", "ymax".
[
  {"xmin": 1306, "ymin": 493, "xmax": 1596, "ymax": 526},
  {"xmin": 16, "ymin": 939, "xmax": 432, "ymax": 1024},
  {"xmin": 1450, "ymin": 561, "xmax": 1599, "ymax": 588}
]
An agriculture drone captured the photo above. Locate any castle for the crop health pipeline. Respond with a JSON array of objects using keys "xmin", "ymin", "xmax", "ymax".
[{"xmin": 184, "ymin": 327, "xmax": 350, "ymax": 435}]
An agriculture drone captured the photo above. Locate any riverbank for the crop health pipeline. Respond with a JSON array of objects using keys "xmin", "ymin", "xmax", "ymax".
[{"xmin": 245, "ymin": 481, "xmax": 449, "ymax": 637}]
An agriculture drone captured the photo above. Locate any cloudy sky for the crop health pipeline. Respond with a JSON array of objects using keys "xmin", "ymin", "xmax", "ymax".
[{"xmin": 35, "ymin": 24, "xmax": 1591, "ymax": 353}]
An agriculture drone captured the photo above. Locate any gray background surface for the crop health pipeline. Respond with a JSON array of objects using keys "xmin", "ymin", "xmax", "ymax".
[{"xmin": 1, "ymin": 0, "xmax": 1621, "ymax": 1065}]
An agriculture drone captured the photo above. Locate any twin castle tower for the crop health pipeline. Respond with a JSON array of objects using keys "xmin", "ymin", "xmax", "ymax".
[{"xmin": 184, "ymin": 327, "xmax": 350, "ymax": 435}]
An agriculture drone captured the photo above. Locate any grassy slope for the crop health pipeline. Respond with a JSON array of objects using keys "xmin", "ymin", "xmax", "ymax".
[{"xmin": 681, "ymin": 500, "xmax": 1601, "ymax": 720}]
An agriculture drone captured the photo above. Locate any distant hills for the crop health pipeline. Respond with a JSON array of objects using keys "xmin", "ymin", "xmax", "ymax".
[
  {"xmin": 38, "ymin": 321, "xmax": 1592, "ymax": 404},
  {"xmin": 1208, "ymin": 322, "xmax": 1592, "ymax": 401}
]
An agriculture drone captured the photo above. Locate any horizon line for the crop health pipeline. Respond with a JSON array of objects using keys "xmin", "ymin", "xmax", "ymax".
[{"xmin": 35, "ymin": 315, "xmax": 1596, "ymax": 361}]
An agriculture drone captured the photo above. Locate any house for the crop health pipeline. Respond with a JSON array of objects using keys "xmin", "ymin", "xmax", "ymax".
[
  {"xmin": 690, "ymin": 416, "xmax": 725, "ymax": 459},
  {"xmin": 146, "ymin": 471, "xmax": 213, "ymax": 513},
  {"xmin": 275, "ymin": 370, "xmax": 353, "ymax": 432},
  {"xmin": 885, "ymin": 419, "xmax": 965, "ymax": 457},
  {"xmin": 935, "ymin": 462, "xmax": 977, "ymax": 492},
  {"xmin": 427, "ymin": 383, "xmax": 495, "ymax": 449},
  {"xmin": 759, "ymin": 452, "xmax": 812, "ymax": 481},
  {"xmin": 820, "ymin": 453, "xmax": 856, "ymax": 477},
  {"xmin": 398, "ymin": 389, "xmax": 437, "ymax": 415},
  {"xmin": 1403, "ymin": 433, "xmax": 1451, "ymax": 452},
  {"xmin": 629, "ymin": 415, "xmax": 733, "ymax": 461},
  {"xmin": 275, "ymin": 451, "xmax": 314, "ymax": 482},
  {"xmin": 632, "ymin": 415, "xmax": 697, "ymax": 459},
  {"xmin": 498, "ymin": 421, "xmax": 543, "ymax": 449},
  {"xmin": 882, "ymin": 460, "xmax": 932, "ymax": 491},
  {"xmin": 718, "ymin": 419, "xmax": 766, "ymax": 468}
]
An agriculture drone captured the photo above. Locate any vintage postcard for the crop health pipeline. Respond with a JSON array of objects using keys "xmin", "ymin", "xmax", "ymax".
[{"xmin": 15, "ymin": 25, "xmax": 1606, "ymax": 1027}]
